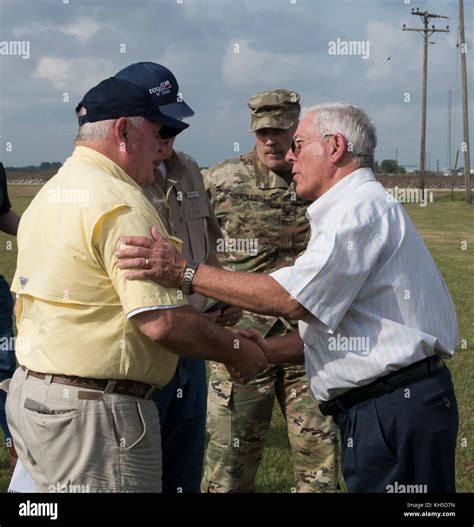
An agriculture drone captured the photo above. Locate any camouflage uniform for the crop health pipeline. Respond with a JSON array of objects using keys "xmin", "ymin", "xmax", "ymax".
[{"xmin": 201, "ymin": 90, "xmax": 338, "ymax": 493}]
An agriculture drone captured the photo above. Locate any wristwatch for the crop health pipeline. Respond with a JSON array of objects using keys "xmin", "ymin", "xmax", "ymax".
[{"xmin": 181, "ymin": 260, "xmax": 200, "ymax": 296}]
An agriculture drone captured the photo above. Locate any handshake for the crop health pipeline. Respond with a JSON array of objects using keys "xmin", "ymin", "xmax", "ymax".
[
  {"xmin": 201, "ymin": 304, "xmax": 269, "ymax": 384},
  {"xmin": 224, "ymin": 327, "xmax": 271, "ymax": 385}
]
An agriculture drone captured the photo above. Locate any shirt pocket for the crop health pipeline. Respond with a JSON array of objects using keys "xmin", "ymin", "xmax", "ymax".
[{"xmin": 182, "ymin": 197, "xmax": 210, "ymax": 262}]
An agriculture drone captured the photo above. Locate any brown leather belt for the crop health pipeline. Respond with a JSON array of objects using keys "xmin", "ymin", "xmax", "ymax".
[{"xmin": 21, "ymin": 366, "xmax": 156, "ymax": 400}]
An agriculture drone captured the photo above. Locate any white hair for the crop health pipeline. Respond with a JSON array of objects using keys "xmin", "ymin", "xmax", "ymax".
[
  {"xmin": 75, "ymin": 107, "xmax": 145, "ymax": 142},
  {"xmin": 303, "ymin": 103, "xmax": 377, "ymax": 167}
]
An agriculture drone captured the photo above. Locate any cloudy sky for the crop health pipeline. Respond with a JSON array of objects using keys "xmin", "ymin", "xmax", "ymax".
[{"xmin": 0, "ymin": 0, "xmax": 472, "ymax": 170}]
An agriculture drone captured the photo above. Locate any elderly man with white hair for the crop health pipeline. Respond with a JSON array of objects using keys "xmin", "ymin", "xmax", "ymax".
[
  {"xmin": 117, "ymin": 102, "xmax": 459, "ymax": 493},
  {"xmin": 6, "ymin": 75, "xmax": 267, "ymax": 493}
]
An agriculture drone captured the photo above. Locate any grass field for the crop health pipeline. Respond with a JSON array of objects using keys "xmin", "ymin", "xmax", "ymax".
[{"xmin": 0, "ymin": 186, "xmax": 472, "ymax": 493}]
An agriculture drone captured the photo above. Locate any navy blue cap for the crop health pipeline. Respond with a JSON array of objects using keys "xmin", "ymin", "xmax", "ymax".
[
  {"xmin": 115, "ymin": 62, "xmax": 195, "ymax": 119},
  {"xmin": 75, "ymin": 77, "xmax": 189, "ymax": 139}
]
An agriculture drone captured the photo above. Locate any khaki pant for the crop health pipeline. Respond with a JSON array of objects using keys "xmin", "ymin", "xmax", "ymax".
[{"xmin": 6, "ymin": 367, "xmax": 162, "ymax": 493}]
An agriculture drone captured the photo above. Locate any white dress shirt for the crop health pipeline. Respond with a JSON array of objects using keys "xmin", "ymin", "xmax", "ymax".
[{"xmin": 271, "ymin": 168, "xmax": 458, "ymax": 401}]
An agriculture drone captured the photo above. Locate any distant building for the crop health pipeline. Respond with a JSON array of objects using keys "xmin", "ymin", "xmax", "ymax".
[
  {"xmin": 456, "ymin": 167, "xmax": 474, "ymax": 176},
  {"xmin": 401, "ymin": 164, "xmax": 417, "ymax": 174}
]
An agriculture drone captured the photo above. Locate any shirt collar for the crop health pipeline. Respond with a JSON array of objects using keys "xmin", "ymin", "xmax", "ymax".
[
  {"xmin": 73, "ymin": 146, "xmax": 141, "ymax": 190},
  {"xmin": 164, "ymin": 150, "xmax": 185, "ymax": 177},
  {"xmin": 245, "ymin": 150, "xmax": 292, "ymax": 190},
  {"xmin": 306, "ymin": 167, "xmax": 376, "ymax": 222}
]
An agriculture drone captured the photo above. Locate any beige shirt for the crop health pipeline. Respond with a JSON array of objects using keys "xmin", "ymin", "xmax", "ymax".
[
  {"xmin": 12, "ymin": 146, "xmax": 186, "ymax": 387},
  {"xmin": 143, "ymin": 150, "xmax": 222, "ymax": 311}
]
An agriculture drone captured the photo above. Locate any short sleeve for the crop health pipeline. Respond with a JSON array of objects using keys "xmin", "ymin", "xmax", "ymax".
[
  {"xmin": 270, "ymin": 217, "xmax": 386, "ymax": 332},
  {"xmin": 92, "ymin": 205, "xmax": 187, "ymax": 316}
]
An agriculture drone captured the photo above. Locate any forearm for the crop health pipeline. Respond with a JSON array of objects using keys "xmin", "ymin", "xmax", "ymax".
[
  {"xmin": 265, "ymin": 331, "xmax": 305, "ymax": 364},
  {"xmin": 0, "ymin": 211, "xmax": 20, "ymax": 236},
  {"xmin": 115, "ymin": 230, "xmax": 308, "ymax": 320},
  {"xmin": 135, "ymin": 306, "xmax": 244, "ymax": 362},
  {"xmin": 190, "ymin": 264, "xmax": 303, "ymax": 319}
]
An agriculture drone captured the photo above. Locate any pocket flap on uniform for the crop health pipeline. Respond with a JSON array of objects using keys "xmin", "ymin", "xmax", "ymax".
[
  {"xmin": 209, "ymin": 379, "xmax": 232, "ymax": 407},
  {"xmin": 183, "ymin": 199, "xmax": 209, "ymax": 220}
]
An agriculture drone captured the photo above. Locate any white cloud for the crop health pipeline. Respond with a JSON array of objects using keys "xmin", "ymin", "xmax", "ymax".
[
  {"xmin": 222, "ymin": 40, "xmax": 340, "ymax": 88},
  {"xmin": 182, "ymin": 0, "xmax": 226, "ymax": 20},
  {"xmin": 34, "ymin": 57, "xmax": 114, "ymax": 93},
  {"xmin": 59, "ymin": 18, "xmax": 102, "ymax": 42},
  {"xmin": 11, "ymin": 22, "xmax": 50, "ymax": 38},
  {"xmin": 34, "ymin": 58, "xmax": 70, "ymax": 88},
  {"xmin": 157, "ymin": 45, "xmax": 212, "ymax": 87},
  {"xmin": 223, "ymin": 40, "xmax": 282, "ymax": 86},
  {"xmin": 365, "ymin": 20, "xmax": 416, "ymax": 81},
  {"xmin": 11, "ymin": 17, "xmax": 101, "ymax": 42}
]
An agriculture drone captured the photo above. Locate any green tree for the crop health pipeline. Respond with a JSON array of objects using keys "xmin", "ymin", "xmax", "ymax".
[{"xmin": 381, "ymin": 159, "xmax": 399, "ymax": 173}]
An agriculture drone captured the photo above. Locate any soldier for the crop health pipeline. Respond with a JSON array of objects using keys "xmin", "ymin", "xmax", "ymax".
[{"xmin": 200, "ymin": 90, "xmax": 338, "ymax": 493}]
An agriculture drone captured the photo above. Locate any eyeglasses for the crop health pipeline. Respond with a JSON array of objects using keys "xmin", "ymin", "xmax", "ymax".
[{"xmin": 290, "ymin": 134, "xmax": 334, "ymax": 156}]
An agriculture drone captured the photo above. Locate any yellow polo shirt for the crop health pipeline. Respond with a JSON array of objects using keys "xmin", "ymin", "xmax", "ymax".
[{"xmin": 12, "ymin": 146, "xmax": 186, "ymax": 387}]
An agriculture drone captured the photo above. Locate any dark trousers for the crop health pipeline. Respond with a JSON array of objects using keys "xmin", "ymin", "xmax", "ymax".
[
  {"xmin": 0, "ymin": 275, "xmax": 15, "ymax": 444},
  {"xmin": 152, "ymin": 357, "xmax": 207, "ymax": 493},
  {"xmin": 334, "ymin": 364, "xmax": 458, "ymax": 493}
]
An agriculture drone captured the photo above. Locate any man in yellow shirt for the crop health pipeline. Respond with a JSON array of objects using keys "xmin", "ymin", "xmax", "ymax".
[{"xmin": 6, "ymin": 75, "xmax": 267, "ymax": 493}]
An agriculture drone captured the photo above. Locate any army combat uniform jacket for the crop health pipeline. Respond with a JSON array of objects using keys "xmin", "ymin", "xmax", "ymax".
[{"xmin": 204, "ymin": 149, "xmax": 311, "ymax": 336}]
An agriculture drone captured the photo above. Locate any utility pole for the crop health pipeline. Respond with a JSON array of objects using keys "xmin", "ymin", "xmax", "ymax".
[
  {"xmin": 403, "ymin": 9, "xmax": 449, "ymax": 198},
  {"xmin": 448, "ymin": 90, "xmax": 452, "ymax": 178},
  {"xmin": 458, "ymin": 0, "xmax": 472, "ymax": 204}
]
